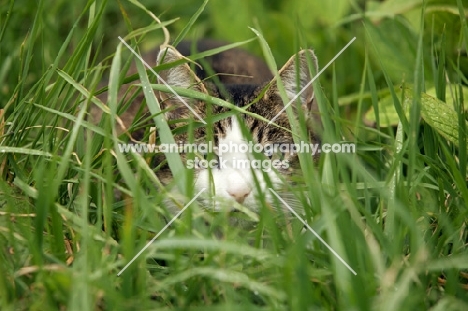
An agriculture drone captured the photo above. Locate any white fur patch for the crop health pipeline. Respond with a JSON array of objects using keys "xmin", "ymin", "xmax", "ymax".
[{"xmin": 195, "ymin": 117, "xmax": 280, "ymax": 210}]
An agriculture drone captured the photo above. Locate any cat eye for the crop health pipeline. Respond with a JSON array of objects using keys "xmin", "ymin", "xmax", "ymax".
[
  {"xmin": 193, "ymin": 152, "xmax": 220, "ymax": 169},
  {"xmin": 264, "ymin": 150, "xmax": 286, "ymax": 161},
  {"xmin": 201, "ymin": 152, "xmax": 219, "ymax": 161}
]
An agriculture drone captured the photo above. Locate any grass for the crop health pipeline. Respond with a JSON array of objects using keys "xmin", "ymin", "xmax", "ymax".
[{"xmin": 1, "ymin": 0, "xmax": 468, "ymax": 310}]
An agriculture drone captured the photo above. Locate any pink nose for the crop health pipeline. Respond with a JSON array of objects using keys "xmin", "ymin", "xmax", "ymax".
[{"xmin": 227, "ymin": 186, "xmax": 251, "ymax": 204}]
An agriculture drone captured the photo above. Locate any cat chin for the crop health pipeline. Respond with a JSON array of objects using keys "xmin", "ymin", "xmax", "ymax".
[
  {"xmin": 195, "ymin": 195, "xmax": 263, "ymax": 212},
  {"xmin": 192, "ymin": 184, "xmax": 286, "ymax": 213},
  {"xmin": 159, "ymin": 184, "xmax": 301, "ymax": 225},
  {"xmin": 193, "ymin": 167, "xmax": 282, "ymax": 208}
]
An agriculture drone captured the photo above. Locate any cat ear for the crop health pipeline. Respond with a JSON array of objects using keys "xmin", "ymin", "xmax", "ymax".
[
  {"xmin": 268, "ymin": 49, "xmax": 319, "ymax": 112},
  {"xmin": 156, "ymin": 46, "xmax": 208, "ymax": 119}
]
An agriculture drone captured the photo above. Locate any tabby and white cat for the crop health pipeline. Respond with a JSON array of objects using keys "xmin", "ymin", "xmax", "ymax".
[{"xmin": 114, "ymin": 40, "xmax": 321, "ymax": 211}]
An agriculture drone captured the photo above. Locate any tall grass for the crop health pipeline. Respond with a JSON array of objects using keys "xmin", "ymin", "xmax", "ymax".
[{"xmin": 1, "ymin": 0, "xmax": 467, "ymax": 310}]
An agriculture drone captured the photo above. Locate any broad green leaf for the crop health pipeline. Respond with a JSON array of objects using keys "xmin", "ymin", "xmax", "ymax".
[
  {"xmin": 425, "ymin": 85, "xmax": 468, "ymax": 110},
  {"xmin": 365, "ymin": 85, "xmax": 468, "ymax": 126},
  {"xmin": 365, "ymin": 86, "xmax": 468, "ymax": 152},
  {"xmin": 283, "ymin": 0, "xmax": 350, "ymax": 27},
  {"xmin": 364, "ymin": 92, "xmax": 408, "ymax": 127}
]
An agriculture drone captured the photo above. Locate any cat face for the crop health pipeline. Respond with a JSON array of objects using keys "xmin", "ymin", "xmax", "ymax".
[{"xmin": 155, "ymin": 46, "xmax": 321, "ymax": 211}]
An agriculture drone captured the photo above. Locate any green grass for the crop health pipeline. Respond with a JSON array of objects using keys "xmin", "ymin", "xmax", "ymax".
[{"xmin": 1, "ymin": 0, "xmax": 468, "ymax": 310}]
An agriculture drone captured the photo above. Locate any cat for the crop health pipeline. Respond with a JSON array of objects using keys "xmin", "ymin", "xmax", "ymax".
[{"xmin": 98, "ymin": 40, "xmax": 321, "ymax": 211}]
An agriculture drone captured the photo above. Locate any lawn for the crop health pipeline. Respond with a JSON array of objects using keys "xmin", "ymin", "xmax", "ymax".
[{"xmin": 1, "ymin": 0, "xmax": 468, "ymax": 310}]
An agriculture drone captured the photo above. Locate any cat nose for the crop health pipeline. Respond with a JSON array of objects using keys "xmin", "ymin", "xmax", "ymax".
[{"xmin": 226, "ymin": 183, "xmax": 252, "ymax": 204}]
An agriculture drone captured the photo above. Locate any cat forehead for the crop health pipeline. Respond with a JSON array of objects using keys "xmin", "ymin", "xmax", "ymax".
[
  {"xmin": 217, "ymin": 84, "xmax": 263, "ymax": 106},
  {"xmin": 221, "ymin": 117, "xmax": 246, "ymax": 143}
]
